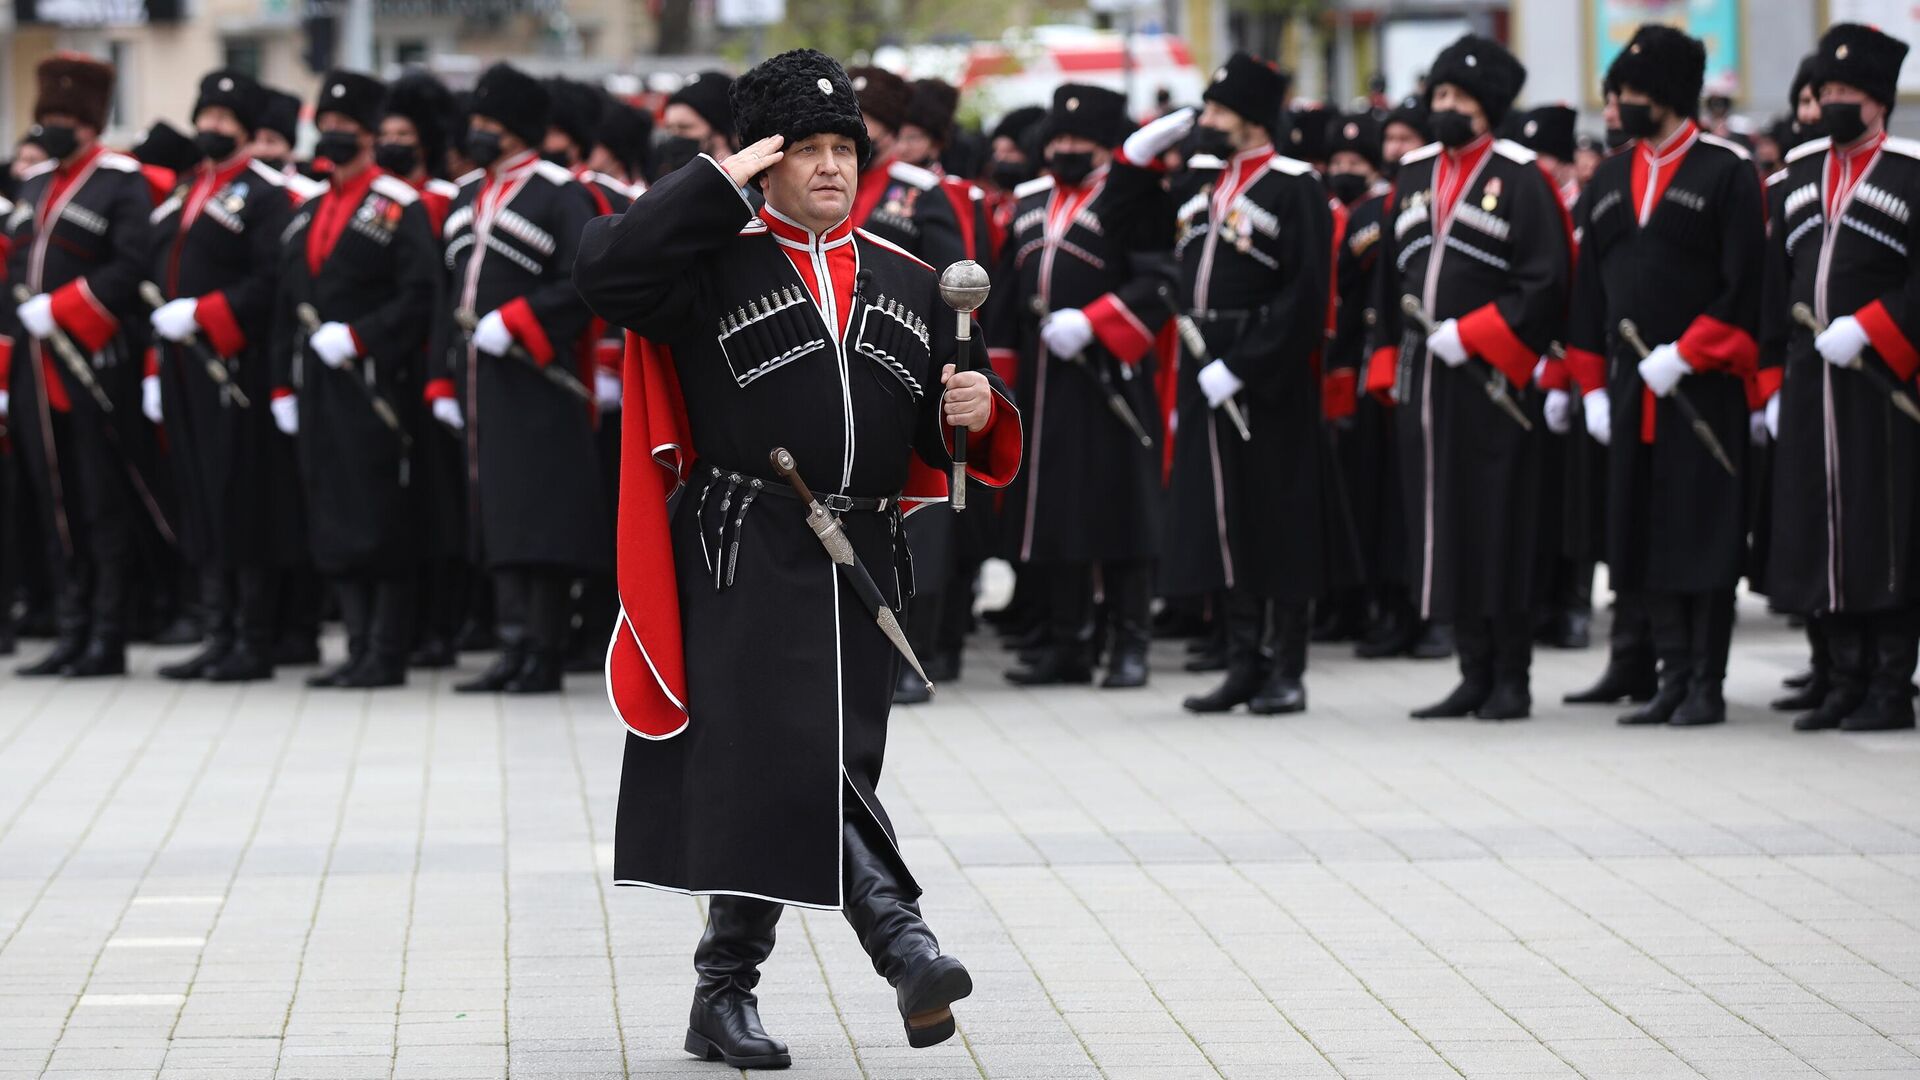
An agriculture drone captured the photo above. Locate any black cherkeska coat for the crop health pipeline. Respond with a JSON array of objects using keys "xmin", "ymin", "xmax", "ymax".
[
  {"xmin": 1563, "ymin": 125, "xmax": 1764, "ymax": 594},
  {"xmin": 1329, "ymin": 188, "xmax": 1406, "ymax": 590},
  {"xmin": 1762, "ymin": 133, "xmax": 1920, "ymax": 616},
  {"xmin": 986, "ymin": 161, "xmax": 1175, "ymax": 565},
  {"xmin": 574, "ymin": 157, "xmax": 1020, "ymax": 910},
  {"xmin": 270, "ymin": 168, "xmax": 441, "ymax": 575},
  {"xmin": 1368, "ymin": 136, "xmax": 1571, "ymax": 622},
  {"xmin": 434, "ymin": 153, "xmax": 608, "ymax": 574},
  {"xmin": 1161, "ymin": 146, "xmax": 1333, "ymax": 602},
  {"xmin": 148, "ymin": 157, "xmax": 299, "ymax": 569}
]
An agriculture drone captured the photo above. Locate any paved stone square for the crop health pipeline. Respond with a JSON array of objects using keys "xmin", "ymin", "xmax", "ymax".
[{"xmin": 2, "ymin": 591, "xmax": 1918, "ymax": 1079}]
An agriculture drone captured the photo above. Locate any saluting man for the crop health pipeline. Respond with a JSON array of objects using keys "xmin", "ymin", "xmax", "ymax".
[
  {"xmin": 574, "ymin": 49, "xmax": 1021, "ymax": 1066},
  {"xmin": 1161, "ymin": 54, "xmax": 1334, "ymax": 715},
  {"xmin": 1763, "ymin": 23, "xmax": 1920, "ymax": 733},
  {"xmin": 1365, "ymin": 35, "xmax": 1571, "ymax": 720}
]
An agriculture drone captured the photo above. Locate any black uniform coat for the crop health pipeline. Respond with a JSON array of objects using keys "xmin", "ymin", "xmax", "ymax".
[
  {"xmin": 574, "ymin": 157, "xmax": 1020, "ymax": 910},
  {"xmin": 1563, "ymin": 125, "xmax": 1763, "ymax": 594},
  {"xmin": 270, "ymin": 168, "xmax": 441, "ymax": 574},
  {"xmin": 1369, "ymin": 136, "xmax": 1571, "ymax": 621},
  {"xmin": 1763, "ymin": 133, "xmax": 1920, "ymax": 616},
  {"xmin": 437, "ymin": 153, "xmax": 609, "ymax": 573},
  {"xmin": 148, "ymin": 156, "xmax": 297, "ymax": 569},
  {"xmin": 1, "ymin": 148, "xmax": 169, "ymax": 557},
  {"xmin": 1162, "ymin": 146, "xmax": 1332, "ymax": 601},
  {"xmin": 1332, "ymin": 188, "xmax": 1407, "ymax": 589},
  {"xmin": 987, "ymin": 161, "xmax": 1174, "ymax": 564}
]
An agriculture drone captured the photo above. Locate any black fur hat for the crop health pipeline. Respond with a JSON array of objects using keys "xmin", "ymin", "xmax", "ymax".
[
  {"xmin": 1325, "ymin": 111, "xmax": 1382, "ymax": 169},
  {"xmin": 1285, "ymin": 104, "xmax": 1334, "ymax": 162},
  {"xmin": 1202, "ymin": 52, "xmax": 1290, "ymax": 133},
  {"xmin": 906, "ymin": 77, "xmax": 959, "ymax": 138},
  {"xmin": 1383, "ymin": 98, "xmax": 1431, "ymax": 143},
  {"xmin": 1044, "ymin": 83, "xmax": 1130, "ymax": 149},
  {"xmin": 134, "ymin": 120, "xmax": 204, "ymax": 174},
  {"xmin": 315, "ymin": 70, "xmax": 386, "ymax": 133},
  {"xmin": 1426, "ymin": 34, "xmax": 1527, "ymax": 126},
  {"xmin": 471, "ymin": 62, "xmax": 549, "ymax": 148},
  {"xmin": 732, "ymin": 49, "xmax": 872, "ymax": 165},
  {"xmin": 1508, "ymin": 104, "xmax": 1576, "ymax": 161},
  {"xmin": 35, "ymin": 54, "xmax": 115, "ymax": 131},
  {"xmin": 847, "ymin": 65, "xmax": 912, "ymax": 133},
  {"xmin": 1605, "ymin": 23, "xmax": 1706, "ymax": 117},
  {"xmin": 596, "ymin": 97, "xmax": 654, "ymax": 179},
  {"xmin": 260, "ymin": 87, "xmax": 302, "ymax": 146},
  {"xmin": 1817, "ymin": 23, "xmax": 1909, "ymax": 109},
  {"xmin": 545, "ymin": 78, "xmax": 605, "ymax": 154},
  {"xmin": 991, "ymin": 105, "xmax": 1045, "ymax": 145},
  {"xmin": 384, "ymin": 71, "xmax": 455, "ymax": 177},
  {"xmin": 1790, "ymin": 52, "xmax": 1822, "ymax": 110},
  {"xmin": 194, "ymin": 69, "xmax": 266, "ymax": 135},
  {"xmin": 668, "ymin": 71, "xmax": 735, "ymax": 139}
]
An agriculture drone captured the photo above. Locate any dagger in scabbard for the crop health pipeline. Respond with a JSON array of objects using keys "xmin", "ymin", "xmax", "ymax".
[
  {"xmin": 1617, "ymin": 318, "xmax": 1738, "ymax": 478},
  {"xmin": 1400, "ymin": 295, "xmax": 1533, "ymax": 432}
]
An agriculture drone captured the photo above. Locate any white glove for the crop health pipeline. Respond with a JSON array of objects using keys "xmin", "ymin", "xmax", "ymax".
[
  {"xmin": 150, "ymin": 298, "xmax": 200, "ymax": 343},
  {"xmin": 1816, "ymin": 314, "xmax": 1869, "ymax": 368},
  {"xmin": 595, "ymin": 369, "xmax": 623, "ymax": 411},
  {"xmin": 271, "ymin": 394, "xmax": 299, "ymax": 436},
  {"xmin": 1749, "ymin": 408, "xmax": 1770, "ymax": 446},
  {"xmin": 432, "ymin": 397, "xmax": 465, "ymax": 430},
  {"xmin": 1544, "ymin": 388, "xmax": 1572, "ymax": 434},
  {"xmin": 1765, "ymin": 393, "xmax": 1781, "ymax": 439},
  {"xmin": 141, "ymin": 375, "xmax": 162, "ymax": 424},
  {"xmin": 309, "ymin": 321, "xmax": 358, "ymax": 369},
  {"xmin": 473, "ymin": 309, "xmax": 513, "ymax": 357},
  {"xmin": 1637, "ymin": 342, "xmax": 1691, "ymax": 398},
  {"xmin": 16, "ymin": 293, "xmax": 54, "ymax": 340},
  {"xmin": 1040, "ymin": 308, "xmax": 1094, "ymax": 359},
  {"xmin": 1123, "ymin": 107, "xmax": 1196, "ymax": 164},
  {"xmin": 1583, "ymin": 388, "xmax": 1612, "ymax": 445},
  {"xmin": 1197, "ymin": 359, "xmax": 1244, "ymax": 408},
  {"xmin": 1426, "ymin": 319, "xmax": 1468, "ymax": 367},
  {"xmin": 0, "ymin": 388, "xmax": 10, "ymax": 419}
]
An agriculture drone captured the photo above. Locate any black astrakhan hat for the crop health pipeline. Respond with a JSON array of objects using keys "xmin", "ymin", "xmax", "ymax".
[
  {"xmin": 315, "ymin": 70, "xmax": 386, "ymax": 133},
  {"xmin": 992, "ymin": 105, "xmax": 1045, "ymax": 145},
  {"xmin": 1325, "ymin": 111, "xmax": 1382, "ymax": 168},
  {"xmin": 669, "ymin": 71, "xmax": 735, "ymax": 139},
  {"xmin": 1285, "ymin": 104, "xmax": 1333, "ymax": 162},
  {"xmin": 906, "ymin": 77, "xmax": 959, "ymax": 138},
  {"xmin": 1605, "ymin": 23, "xmax": 1707, "ymax": 117},
  {"xmin": 1202, "ymin": 52, "xmax": 1290, "ymax": 132},
  {"xmin": 1044, "ymin": 83, "xmax": 1130, "ymax": 149},
  {"xmin": 384, "ymin": 71, "xmax": 455, "ymax": 176},
  {"xmin": 847, "ymin": 66, "xmax": 912, "ymax": 133},
  {"xmin": 194, "ymin": 69, "xmax": 266, "ymax": 134},
  {"xmin": 732, "ymin": 49, "xmax": 872, "ymax": 166},
  {"xmin": 1511, "ymin": 104, "xmax": 1576, "ymax": 161},
  {"xmin": 1790, "ymin": 53, "xmax": 1822, "ymax": 109},
  {"xmin": 260, "ymin": 87, "xmax": 302, "ymax": 145},
  {"xmin": 134, "ymin": 120, "xmax": 204, "ymax": 174},
  {"xmin": 1426, "ymin": 34, "xmax": 1527, "ymax": 126},
  {"xmin": 35, "ymin": 54, "xmax": 115, "ymax": 131},
  {"xmin": 545, "ymin": 78, "xmax": 605, "ymax": 153},
  {"xmin": 470, "ymin": 63, "xmax": 549, "ymax": 148},
  {"xmin": 1383, "ymin": 98, "xmax": 1431, "ymax": 142},
  {"xmin": 1817, "ymin": 23, "xmax": 1909, "ymax": 109},
  {"xmin": 597, "ymin": 97, "xmax": 654, "ymax": 179}
]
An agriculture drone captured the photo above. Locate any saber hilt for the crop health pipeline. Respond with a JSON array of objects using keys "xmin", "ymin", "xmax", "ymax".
[
  {"xmin": 454, "ymin": 307, "xmax": 592, "ymax": 403},
  {"xmin": 1792, "ymin": 302, "xmax": 1920, "ymax": 426},
  {"xmin": 1170, "ymin": 307, "xmax": 1252, "ymax": 442},
  {"xmin": 938, "ymin": 261, "xmax": 991, "ymax": 512},
  {"xmin": 1401, "ymin": 294, "xmax": 1532, "ymax": 432}
]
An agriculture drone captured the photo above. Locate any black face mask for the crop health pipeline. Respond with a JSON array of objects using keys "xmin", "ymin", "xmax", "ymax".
[
  {"xmin": 29, "ymin": 123, "xmax": 78, "ymax": 161},
  {"xmin": 1791, "ymin": 117, "xmax": 1824, "ymax": 145},
  {"xmin": 1327, "ymin": 171, "xmax": 1371, "ymax": 205},
  {"xmin": 315, "ymin": 130, "xmax": 362, "ymax": 166},
  {"xmin": 543, "ymin": 149, "xmax": 573, "ymax": 168},
  {"xmin": 1429, "ymin": 110, "xmax": 1477, "ymax": 149},
  {"xmin": 653, "ymin": 135, "xmax": 703, "ymax": 176},
  {"xmin": 465, "ymin": 129, "xmax": 503, "ymax": 168},
  {"xmin": 1822, "ymin": 102, "xmax": 1868, "ymax": 145},
  {"xmin": 255, "ymin": 154, "xmax": 288, "ymax": 171},
  {"xmin": 1187, "ymin": 126, "xmax": 1234, "ymax": 161},
  {"xmin": 374, "ymin": 142, "xmax": 419, "ymax": 176},
  {"xmin": 1604, "ymin": 127, "xmax": 1632, "ymax": 151},
  {"xmin": 1048, "ymin": 150, "xmax": 1095, "ymax": 187},
  {"xmin": 1617, "ymin": 103, "xmax": 1661, "ymax": 139},
  {"xmin": 989, "ymin": 159, "xmax": 1033, "ymax": 191},
  {"xmin": 194, "ymin": 130, "xmax": 239, "ymax": 163}
]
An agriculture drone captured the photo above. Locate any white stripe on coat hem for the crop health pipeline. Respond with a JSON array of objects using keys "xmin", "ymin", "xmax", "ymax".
[{"xmin": 610, "ymin": 880, "xmax": 842, "ymax": 912}]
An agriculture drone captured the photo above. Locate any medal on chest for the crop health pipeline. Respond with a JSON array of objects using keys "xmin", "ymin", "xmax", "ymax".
[{"xmin": 1480, "ymin": 177, "xmax": 1502, "ymax": 213}]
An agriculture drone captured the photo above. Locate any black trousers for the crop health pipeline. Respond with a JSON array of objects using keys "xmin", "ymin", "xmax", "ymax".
[
  {"xmin": 333, "ymin": 571, "xmax": 414, "ymax": 663},
  {"xmin": 1048, "ymin": 559, "xmax": 1151, "ymax": 654},
  {"xmin": 494, "ymin": 565, "xmax": 571, "ymax": 653},
  {"xmin": 1643, "ymin": 589, "xmax": 1735, "ymax": 685},
  {"xmin": 27, "ymin": 409, "xmax": 140, "ymax": 642}
]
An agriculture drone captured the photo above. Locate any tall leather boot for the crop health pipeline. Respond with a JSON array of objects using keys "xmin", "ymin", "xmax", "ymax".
[
  {"xmin": 503, "ymin": 572, "xmax": 565, "ymax": 694},
  {"xmin": 1842, "ymin": 615, "xmax": 1918, "ymax": 732},
  {"xmin": 65, "ymin": 558, "xmax": 127, "ymax": 677},
  {"xmin": 1773, "ymin": 617, "xmax": 1831, "ymax": 711},
  {"xmin": 1411, "ymin": 619, "xmax": 1491, "ymax": 718},
  {"xmin": 1100, "ymin": 562, "xmax": 1150, "ymax": 689},
  {"xmin": 1565, "ymin": 593, "xmax": 1657, "ymax": 704},
  {"xmin": 339, "ymin": 575, "xmax": 409, "ymax": 688},
  {"xmin": 18, "ymin": 572, "xmax": 88, "ymax": 677},
  {"xmin": 1796, "ymin": 617, "xmax": 1867, "ymax": 731},
  {"xmin": 1250, "ymin": 601, "xmax": 1309, "ymax": 714},
  {"xmin": 1355, "ymin": 587, "xmax": 1419, "ymax": 659},
  {"xmin": 308, "ymin": 578, "xmax": 371, "ymax": 688},
  {"xmin": 1006, "ymin": 565, "xmax": 1093, "ymax": 686},
  {"xmin": 1476, "ymin": 615, "xmax": 1531, "ymax": 720},
  {"xmin": 1620, "ymin": 594, "xmax": 1691, "ymax": 725},
  {"xmin": 1670, "ymin": 591, "xmax": 1731, "ymax": 727},
  {"xmin": 206, "ymin": 568, "xmax": 277, "ymax": 682},
  {"xmin": 684, "ymin": 896, "xmax": 790, "ymax": 1069},
  {"xmin": 1184, "ymin": 591, "xmax": 1266, "ymax": 713},
  {"xmin": 842, "ymin": 814, "xmax": 971, "ymax": 1048},
  {"xmin": 160, "ymin": 569, "xmax": 234, "ymax": 680},
  {"xmin": 459, "ymin": 569, "xmax": 528, "ymax": 692}
]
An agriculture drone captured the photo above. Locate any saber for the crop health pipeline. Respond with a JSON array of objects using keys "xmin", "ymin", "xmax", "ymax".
[
  {"xmin": 1618, "ymin": 319, "xmax": 1738, "ymax": 477},
  {"xmin": 138, "ymin": 281, "xmax": 250, "ymax": 409},
  {"xmin": 296, "ymin": 302, "xmax": 411, "ymax": 488},
  {"xmin": 14, "ymin": 284, "xmax": 113, "ymax": 413},
  {"xmin": 1790, "ymin": 303, "xmax": 1920, "ymax": 425},
  {"xmin": 1400, "ymin": 295, "xmax": 1533, "ymax": 431},
  {"xmin": 1164, "ymin": 288, "xmax": 1251, "ymax": 442},
  {"xmin": 454, "ymin": 307, "xmax": 592, "ymax": 403},
  {"xmin": 770, "ymin": 448, "xmax": 933, "ymax": 694},
  {"xmin": 938, "ymin": 261, "xmax": 992, "ymax": 511}
]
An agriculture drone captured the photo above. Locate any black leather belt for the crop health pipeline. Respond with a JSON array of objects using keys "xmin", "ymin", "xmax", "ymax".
[
  {"xmin": 750, "ymin": 473, "xmax": 896, "ymax": 513},
  {"xmin": 1188, "ymin": 307, "xmax": 1267, "ymax": 325}
]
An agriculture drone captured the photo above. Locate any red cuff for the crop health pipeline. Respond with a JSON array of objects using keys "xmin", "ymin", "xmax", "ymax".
[
  {"xmin": 1456, "ymin": 303, "xmax": 1538, "ymax": 387},
  {"xmin": 1855, "ymin": 300, "xmax": 1920, "ymax": 381},
  {"xmin": 1675, "ymin": 313, "xmax": 1758, "ymax": 376},
  {"xmin": 987, "ymin": 347, "xmax": 1019, "ymax": 388},
  {"xmin": 140, "ymin": 164, "xmax": 176, "ymax": 206},
  {"xmin": 1083, "ymin": 294, "xmax": 1157, "ymax": 366},
  {"xmin": 596, "ymin": 337, "xmax": 624, "ymax": 374},
  {"xmin": 498, "ymin": 297, "xmax": 555, "ymax": 367},
  {"xmin": 144, "ymin": 347, "xmax": 159, "ymax": 378},
  {"xmin": 272, "ymin": 387, "xmax": 294, "ymax": 401},
  {"xmin": 344, "ymin": 325, "xmax": 366, "ymax": 358},
  {"xmin": 1752, "ymin": 366, "xmax": 1784, "ymax": 406},
  {"xmin": 942, "ymin": 385, "xmax": 1022, "ymax": 488},
  {"xmin": 423, "ymin": 378, "xmax": 455, "ymax": 402},
  {"xmin": 1113, "ymin": 146, "xmax": 1168, "ymax": 173},
  {"xmin": 1323, "ymin": 369, "xmax": 1357, "ymax": 420},
  {"xmin": 0, "ymin": 336, "xmax": 12, "ymax": 386},
  {"xmin": 1365, "ymin": 346, "xmax": 1399, "ymax": 403},
  {"xmin": 194, "ymin": 291, "xmax": 247, "ymax": 357},
  {"xmin": 49, "ymin": 279, "xmax": 119, "ymax": 353},
  {"xmin": 1564, "ymin": 345, "xmax": 1608, "ymax": 396},
  {"xmin": 1537, "ymin": 356, "xmax": 1570, "ymax": 392},
  {"xmin": 41, "ymin": 355, "xmax": 71, "ymax": 413}
]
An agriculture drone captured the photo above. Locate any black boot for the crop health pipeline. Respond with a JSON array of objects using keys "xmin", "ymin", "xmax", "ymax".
[
  {"xmin": 17, "ymin": 635, "xmax": 85, "ymax": 677},
  {"xmin": 1619, "ymin": 660, "xmax": 1691, "ymax": 725},
  {"xmin": 159, "ymin": 635, "xmax": 232, "ymax": 681},
  {"xmin": 456, "ymin": 644, "xmax": 529, "ymax": 693},
  {"xmin": 1100, "ymin": 566, "xmax": 1150, "ymax": 689},
  {"xmin": 1101, "ymin": 639, "xmax": 1149, "ymax": 688},
  {"xmin": 1412, "ymin": 621, "xmax": 1491, "ymax": 718},
  {"xmin": 1842, "ymin": 623, "xmax": 1918, "ymax": 732},
  {"xmin": 409, "ymin": 636, "xmax": 458, "ymax": 669},
  {"xmin": 1409, "ymin": 621, "xmax": 1455, "ymax": 659},
  {"xmin": 503, "ymin": 651, "xmax": 563, "ymax": 694},
  {"xmin": 842, "ymin": 815, "xmax": 971, "ymax": 1048},
  {"xmin": 1669, "ymin": 680, "xmax": 1726, "ymax": 726},
  {"xmin": 1249, "ymin": 602, "xmax": 1308, "ymax": 715},
  {"xmin": 205, "ymin": 641, "xmax": 275, "ymax": 682},
  {"xmin": 1184, "ymin": 592, "xmax": 1266, "ymax": 714},
  {"xmin": 338, "ymin": 653, "xmax": 406, "ymax": 688},
  {"xmin": 1475, "ymin": 617, "xmax": 1531, "ymax": 720},
  {"xmin": 893, "ymin": 664, "xmax": 932, "ymax": 705},
  {"xmin": 1410, "ymin": 679, "xmax": 1489, "ymax": 719},
  {"xmin": 305, "ymin": 654, "xmax": 362, "ymax": 688},
  {"xmin": 1355, "ymin": 591, "xmax": 1419, "ymax": 659},
  {"xmin": 1776, "ymin": 618, "xmax": 1832, "ymax": 710},
  {"xmin": 684, "ymin": 896, "xmax": 790, "ymax": 1070},
  {"xmin": 1004, "ymin": 646, "xmax": 1092, "ymax": 686},
  {"xmin": 1564, "ymin": 649, "xmax": 1657, "ymax": 704},
  {"xmin": 63, "ymin": 635, "xmax": 126, "ymax": 677},
  {"xmin": 1796, "ymin": 620, "xmax": 1867, "ymax": 731}
]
